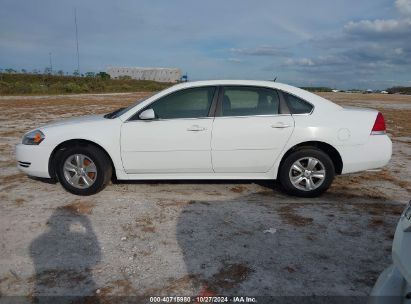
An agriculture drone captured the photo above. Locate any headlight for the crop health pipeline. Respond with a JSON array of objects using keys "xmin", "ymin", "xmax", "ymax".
[{"xmin": 22, "ymin": 130, "xmax": 45, "ymax": 145}]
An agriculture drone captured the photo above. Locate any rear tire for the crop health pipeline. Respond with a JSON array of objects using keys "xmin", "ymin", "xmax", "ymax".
[
  {"xmin": 278, "ymin": 148, "xmax": 335, "ymax": 197},
  {"xmin": 56, "ymin": 145, "xmax": 112, "ymax": 196}
]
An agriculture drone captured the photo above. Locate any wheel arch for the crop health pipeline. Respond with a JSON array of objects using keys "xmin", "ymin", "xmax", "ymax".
[
  {"xmin": 48, "ymin": 139, "xmax": 116, "ymax": 181},
  {"xmin": 278, "ymin": 141, "xmax": 343, "ymax": 175}
]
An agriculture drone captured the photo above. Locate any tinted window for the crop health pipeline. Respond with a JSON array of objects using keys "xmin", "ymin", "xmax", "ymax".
[
  {"xmin": 284, "ymin": 93, "xmax": 313, "ymax": 114},
  {"xmin": 222, "ymin": 87, "xmax": 280, "ymax": 116},
  {"xmin": 147, "ymin": 86, "xmax": 216, "ymax": 119}
]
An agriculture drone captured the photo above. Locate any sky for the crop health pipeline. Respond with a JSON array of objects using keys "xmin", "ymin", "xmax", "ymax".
[{"xmin": 1, "ymin": 0, "xmax": 410, "ymax": 89}]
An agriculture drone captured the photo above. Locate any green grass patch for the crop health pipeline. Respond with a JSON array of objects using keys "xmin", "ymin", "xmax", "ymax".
[{"xmin": 0, "ymin": 73, "xmax": 173, "ymax": 95}]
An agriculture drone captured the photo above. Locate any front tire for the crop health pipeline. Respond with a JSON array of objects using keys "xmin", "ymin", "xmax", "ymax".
[
  {"xmin": 278, "ymin": 148, "xmax": 335, "ymax": 197},
  {"xmin": 56, "ymin": 145, "xmax": 112, "ymax": 196}
]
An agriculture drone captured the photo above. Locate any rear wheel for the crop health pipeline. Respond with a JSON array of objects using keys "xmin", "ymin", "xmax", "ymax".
[
  {"xmin": 56, "ymin": 145, "xmax": 112, "ymax": 195},
  {"xmin": 279, "ymin": 148, "xmax": 335, "ymax": 197}
]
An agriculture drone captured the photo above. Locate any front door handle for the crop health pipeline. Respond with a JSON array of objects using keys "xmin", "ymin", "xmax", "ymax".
[
  {"xmin": 187, "ymin": 125, "xmax": 207, "ymax": 132},
  {"xmin": 271, "ymin": 122, "xmax": 291, "ymax": 128}
]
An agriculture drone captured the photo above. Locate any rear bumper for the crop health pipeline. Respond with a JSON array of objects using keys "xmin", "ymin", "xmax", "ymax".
[
  {"xmin": 340, "ymin": 135, "xmax": 392, "ymax": 174},
  {"xmin": 15, "ymin": 144, "xmax": 52, "ymax": 178}
]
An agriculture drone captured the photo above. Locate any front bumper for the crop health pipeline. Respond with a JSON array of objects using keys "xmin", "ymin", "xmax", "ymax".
[{"xmin": 15, "ymin": 143, "xmax": 52, "ymax": 178}]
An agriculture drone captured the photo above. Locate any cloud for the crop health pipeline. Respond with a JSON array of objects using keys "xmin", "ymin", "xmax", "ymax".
[
  {"xmin": 394, "ymin": 47, "xmax": 403, "ymax": 54},
  {"xmin": 1, "ymin": 0, "xmax": 410, "ymax": 89},
  {"xmin": 343, "ymin": 0, "xmax": 411, "ymax": 40},
  {"xmin": 230, "ymin": 46, "xmax": 290, "ymax": 57},
  {"xmin": 396, "ymin": 0, "xmax": 411, "ymax": 16},
  {"xmin": 271, "ymin": 0, "xmax": 411, "ymax": 88},
  {"xmin": 284, "ymin": 58, "xmax": 315, "ymax": 66},
  {"xmin": 344, "ymin": 18, "xmax": 411, "ymax": 37}
]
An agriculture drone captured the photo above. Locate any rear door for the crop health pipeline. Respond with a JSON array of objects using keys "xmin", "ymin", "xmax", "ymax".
[{"xmin": 211, "ymin": 86, "xmax": 294, "ymax": 173}]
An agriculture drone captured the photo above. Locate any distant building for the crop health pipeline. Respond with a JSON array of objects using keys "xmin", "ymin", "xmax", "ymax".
[{"xmin": 107, "ymin": 66, "xmax": 181, "ymax": 83}]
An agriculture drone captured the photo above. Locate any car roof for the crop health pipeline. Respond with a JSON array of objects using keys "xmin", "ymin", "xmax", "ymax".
[{"xmin": 172, "ymin": 79, "xmax": 292, "ymax": 91}]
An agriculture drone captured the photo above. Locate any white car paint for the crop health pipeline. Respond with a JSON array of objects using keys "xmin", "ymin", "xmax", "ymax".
[
  {"xmin": 370, "ymin": 201, "xmax": 411, "ymax": 304},
  {"xmin": 211, "ymin": 115, "xmax": 294, "ymax": 173},
  {"xmin": 121, "ymin": 117, "xmax": 214, "ymax": 173},
  {"xmin": 16, "ymin": 80, "xmax": 392, "ymax": 184}
]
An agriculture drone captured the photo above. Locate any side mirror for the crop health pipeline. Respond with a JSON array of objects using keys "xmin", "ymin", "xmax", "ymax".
[{"xmin": 139, "ymin": 109, "xmax": 155, "ymax": 120}]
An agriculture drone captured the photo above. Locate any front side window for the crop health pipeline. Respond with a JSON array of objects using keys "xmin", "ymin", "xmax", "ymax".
[
  {"xmin": 284, "ymin": 93, "xmax": 313, "ymax": 114},
  {"xmin": 146, "ymin": 86, "xmax": 216, "ymax": 119},
  {"xmin": 221, "ymin": 86, "xmax": 280, "ymax": 117}
]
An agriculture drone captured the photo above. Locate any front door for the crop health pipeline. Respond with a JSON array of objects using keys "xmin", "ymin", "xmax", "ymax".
[
  {"xmin": 121, "ymin": 86, "xmax": 217, "ymax": 173},
  {"xmin": 211, "ymin": 86, "xmax": 295, "ymax": 173}
]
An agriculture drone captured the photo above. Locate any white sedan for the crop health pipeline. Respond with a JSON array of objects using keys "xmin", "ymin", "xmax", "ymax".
[{"xmin": 16, "ymin": 80, "xmax": 392, "ymax": 197}]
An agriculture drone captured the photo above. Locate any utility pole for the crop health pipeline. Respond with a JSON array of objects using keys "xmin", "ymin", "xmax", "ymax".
[
  {"xmin": 49, "ymin": 52, "xmax": 53, "ymax": 74},
  {"xmin": 74, "ymin": 8, "xmax": 80, "ymax": 75}
]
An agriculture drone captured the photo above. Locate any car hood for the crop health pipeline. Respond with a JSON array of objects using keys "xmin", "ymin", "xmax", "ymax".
[{"xmin": 39, "ymin": 114, "xmax": 107, "ymax": 130}]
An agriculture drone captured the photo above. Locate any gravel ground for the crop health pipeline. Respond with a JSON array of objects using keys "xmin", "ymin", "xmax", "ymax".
[{"xmin": 0, "ymin": 92, "xmax": 410, "ymax": 302}]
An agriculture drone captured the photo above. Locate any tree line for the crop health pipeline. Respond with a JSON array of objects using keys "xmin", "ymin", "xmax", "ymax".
[
  {"xmin": 0, "ymin": 72, "xmax": 172, "ymax": 95},
  {"xmin": 0, "ymin": 68, "xmax": 111, "ymax": 79}
]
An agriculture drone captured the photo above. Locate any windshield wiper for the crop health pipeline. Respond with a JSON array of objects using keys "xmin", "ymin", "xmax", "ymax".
[{"xmin": 104, "ymin": 107, "xmax": 125, "ymax": 119}]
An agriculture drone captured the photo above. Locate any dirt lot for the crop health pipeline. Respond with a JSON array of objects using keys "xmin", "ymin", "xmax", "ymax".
[{"xmin": 0, "ymin": 91, "xmax": 410, "ymax": 301}]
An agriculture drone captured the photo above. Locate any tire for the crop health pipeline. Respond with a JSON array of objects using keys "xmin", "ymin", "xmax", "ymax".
[
  {"xmin": 278, "ymin": 148, "xmax": 335, "ymax": 197},
  {"xmin": 56, "ymin": 145, "xmax": 112, "ymax": 196}
]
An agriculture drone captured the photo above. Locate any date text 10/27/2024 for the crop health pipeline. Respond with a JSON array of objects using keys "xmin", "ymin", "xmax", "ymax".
[{"xmin": 149, "ymin": 296, "xmax": 257, "ymax": 303}]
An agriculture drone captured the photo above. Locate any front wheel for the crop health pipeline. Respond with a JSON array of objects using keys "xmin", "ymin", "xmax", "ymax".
[
  {"xmin": 56, "ymin": 145, "xmax": 112, "ymax": 196},
  {"xmin": 278, "ymin": 148, "xmax": 335, "ymax": 197}
]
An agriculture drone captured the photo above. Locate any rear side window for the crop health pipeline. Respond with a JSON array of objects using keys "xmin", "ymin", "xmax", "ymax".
[
  {"xmin": 147, "ymin": 86, "xmax": 216, "ymax": 119},
  {"xmin": 284, "ymin": 93, "xmax": 313, "ymax": 114},
  {"xmin": 221, "ymin": 86, "xmax": 280, "ymax": 116}
]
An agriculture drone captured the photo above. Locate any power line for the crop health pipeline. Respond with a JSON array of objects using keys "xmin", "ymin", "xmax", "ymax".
[{"xmin": 74, "ymin": 8, "xmax": 80, "ymax": 75}]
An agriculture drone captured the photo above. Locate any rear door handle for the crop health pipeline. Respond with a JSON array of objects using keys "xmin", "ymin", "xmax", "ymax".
[
  {"xmin": 187, "ymin": 125, "xmax": 207, "ymax": 132},
  {"xmin": 271, "ymin": 122, "xmax": 291, "ymax": 128}
]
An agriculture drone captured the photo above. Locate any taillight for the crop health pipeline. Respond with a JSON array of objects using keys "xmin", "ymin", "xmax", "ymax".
[{"xmin": 371, "ymin": 112, "xmax": 386, "ymax": 134}]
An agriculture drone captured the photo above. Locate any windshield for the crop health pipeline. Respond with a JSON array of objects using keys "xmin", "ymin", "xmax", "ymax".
[
  {"xmin": 104, "ymin": 98, "xmax": 147, "ymax": 119},
  {"xmin": 104, "ymin": 87, "xmax": 176, "ymax": 119}
]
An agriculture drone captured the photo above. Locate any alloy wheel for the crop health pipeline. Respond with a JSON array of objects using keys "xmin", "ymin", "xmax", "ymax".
[
  {"xmin": 63, "ymin": 154, "xmax": 97, "ymax": 189},
  {"xmin": 288, "ymin": 157, "xmax": 326, "ymax": 191}
]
